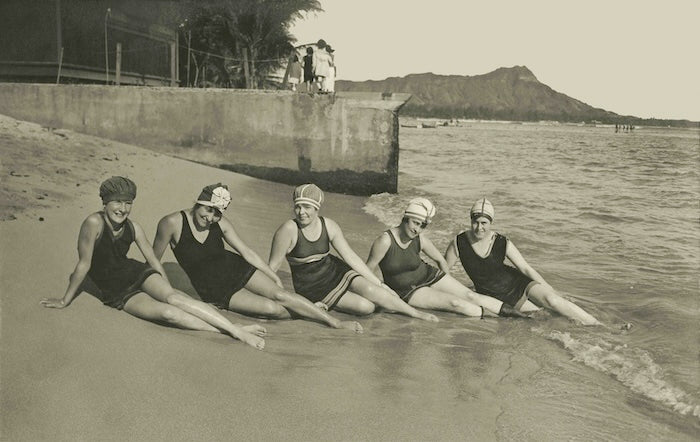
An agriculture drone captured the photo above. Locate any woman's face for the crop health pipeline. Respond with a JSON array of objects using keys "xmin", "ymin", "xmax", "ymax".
[
  {"xmin": 470, "ymin": 216, "xmax": 492, "ymax": 239},
  {"xmin": 294, "ymin": 203, "xmax": 318, "ymax": 226},
  {"xmin": 104, "ymin": 199, "xmax": 133, "ymax": 226},
  {"xmin": 401, "ymin": 217, "xmax": 427, "ymax": 239},
  {"xmin": 193, "ymin": 205, "xmax": 222, "ymax": 229}
]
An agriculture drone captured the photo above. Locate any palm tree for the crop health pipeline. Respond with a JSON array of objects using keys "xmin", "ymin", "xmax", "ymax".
[{"xmin": 184, "ymin": 0, "xmax": 322, "ymax": 88}]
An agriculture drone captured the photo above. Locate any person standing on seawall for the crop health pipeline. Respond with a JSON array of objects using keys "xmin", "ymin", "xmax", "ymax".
[
  {"xmin": 444, "ymin": 198, "xmax": 600, "ymax": 325},
  {"xmin": 324, "ymin": 45, "xmax": 336, "ymax": 93},
  {"xmin": 287, "ymin": 54, "xmax": 302, "ymax": 91},
  {"xmin": 302, "ymin": 46, "xmax": 315, "ymax": 92},
  {"xmin": 313, "ymin": 39, "xmax": 332, "ymax": 92}
]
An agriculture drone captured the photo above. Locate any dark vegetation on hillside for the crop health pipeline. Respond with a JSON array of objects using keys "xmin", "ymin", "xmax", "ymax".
[{"xmin": 336, "ymin": 67, "xmax": 696, "ymax": 128}]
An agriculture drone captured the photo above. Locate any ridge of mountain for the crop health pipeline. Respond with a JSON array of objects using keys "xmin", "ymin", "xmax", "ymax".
[{"xmin": 335, "ymin": 66, "xmax": 695, "ymax": 127}]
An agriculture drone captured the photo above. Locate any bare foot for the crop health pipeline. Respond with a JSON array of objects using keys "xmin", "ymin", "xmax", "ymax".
[
  {"xmin": 417, "ymin": 311, "xmax": 439, "ymax": 322},
  {"xmin": 339, "ymin": 320, "xmax": 363, "ymax": 334},
  {"xmin": 238, "ymin": 331, "xmax": 265, "ymax": 350},
  {"xmin": 243, "ymin": 324, "xmax": 267, "ymax": 337}
]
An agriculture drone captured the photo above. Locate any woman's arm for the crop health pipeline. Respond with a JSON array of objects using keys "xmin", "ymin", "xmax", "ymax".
[
  {"xmin": 41, "ymin": 215, "xmax": 100, "ymax": 308},
  {"xmin": 152, "ymin": 213, "xmax": 178, "ymax": 261},
  {"xmin": 443, "ymin": 238, "xmax": 460, "ymax": 269},
  {"xmin": 365, "ymin": 233, "xmax": 391, "ymax": 279},
  {"xmin": 268, "ymin": 221, "xmax": 295, "ymax": 273},
  {"xmin": 132, "ymin": 220, "xmax": 170, "ymax": 284},
  {"xmin": 326, "ymin": 218, "xmax": 383, "ymax": 286},
  {"xmin": 505, "ymin": 240, "xmax": 551, "ymax": 288},
  {"xmin": 419, "ymin": 235, "xmax": 450, "ymax": 273},
  {"xmin": 219, "ymin": 217, "xmax": 283, "ymax": 287}
]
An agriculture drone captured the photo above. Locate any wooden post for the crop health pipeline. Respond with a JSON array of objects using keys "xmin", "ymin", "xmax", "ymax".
[
  {"xmin": 186, "ymin": 31, "xmax": 192, "ymax": 87},
  {"xmin": 56, "ymin": 47, "xmax": 64, "ymax": 84},
  {"xmin": 55, "ymin": 0, "xmax": 62, "ymax": 63},
  {"xmin": 170, "ymin": 41, "xmax": 177, "ymax": 87},
  {"xmin": 242, "ymin": 47, "xmax": 251, "ymax": 89},
  {"xmin": 115, "ymin": 43, "xmax": 121, "ymax": 85}
]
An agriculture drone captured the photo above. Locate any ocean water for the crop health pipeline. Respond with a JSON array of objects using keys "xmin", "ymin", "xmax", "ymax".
[{"xmin": 363, "ymin": 122, "xmax": 700, "ymax": 438}]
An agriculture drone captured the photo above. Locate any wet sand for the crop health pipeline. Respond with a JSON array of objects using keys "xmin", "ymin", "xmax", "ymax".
[
  {"xmin": 6, "ymin": 114, "xmax": 694, "ymax": 441},
  {"xmin": 0, "ymin": 114, "xmax": 503, "ymax": 441}
]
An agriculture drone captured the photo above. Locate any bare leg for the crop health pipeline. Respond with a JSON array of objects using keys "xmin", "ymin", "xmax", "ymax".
[
  {"xmin": 123, "ymin": 292, "xmax": 220, "ymax": 332},
  {"xmin": 408, "ymin": 286, "xmax": 482, "ymax": 317},
  {"xmin": 334, "ymin": 292, "xmax": 376, "ymax": 316},
  {"xmin": 141, "ymin": 274, "xmax": 265, "ymax": 349},
  {"xmin": 228, "ymin": 288, "xmax": 292, "ymax": 319},
  {"xmin": 520, "ymin": 300, "xmax": 540, "ymax": 313},
  {"xmin": 349, "ymin": 277, "xmax": 439, "ymax": 322},
  {"xmin": 527, "ymin": 283, "xmax": 600, "ymax": 325},
  {"xmin": 245, "ymin": 270, "xmax": 363, "ymax": 333},
  {"xmin": 431, "ymin": 275, "xmax": 503, "ymax": 313},
  {"xmin": 430, "ymin": 275, "xmax": 530, "ymax": 318}
]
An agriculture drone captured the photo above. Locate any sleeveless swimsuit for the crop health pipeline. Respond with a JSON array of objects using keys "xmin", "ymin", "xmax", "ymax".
[
  {"xmin": 378, "ymin": 230, "xmax": 445, "ymax": 300},
  {"xmin": 455, "ymin": 232, "xmax": 535, "ymax": 309},
  {"xmin": 87, "ymin": 215, "xmax": 159, "ymax": 310},
  {"xmin": 286, "ymin": 217, "xmax": 359, "ymax": 309},
  {"xmin": 173, "ymin": 211, "xmax": 257, "ymax": 309}
]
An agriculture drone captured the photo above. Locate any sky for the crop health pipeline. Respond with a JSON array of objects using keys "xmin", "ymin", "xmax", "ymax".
[{"xmin": 290, "ymin": 0, "xmax": 700, "ymax": 121}]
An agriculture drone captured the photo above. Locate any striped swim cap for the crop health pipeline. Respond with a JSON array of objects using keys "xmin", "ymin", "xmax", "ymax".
[
  {"xmin": 470, "ymin": 198, "xmax": 494, "ymax": 221},
  {"xmin": 293, "ymin": 184, "xmax": 324, "ymax": 210},
  {"xmin": 404, "ymin": 197, "xmax": 437, "ymax": 224}
]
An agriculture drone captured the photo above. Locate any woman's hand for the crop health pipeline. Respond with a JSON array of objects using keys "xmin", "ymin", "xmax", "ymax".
[{"xmin": 40, "ymin": 298, "xmax": 68, "ymax": 309}]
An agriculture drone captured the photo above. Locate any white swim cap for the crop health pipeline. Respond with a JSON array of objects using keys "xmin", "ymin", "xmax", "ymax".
[
  {"xmin": 293, "ymin": 183, "xmax": 324, "ymax": 210},
  {"xmin": 470, "ymin": 198, "xmax": 494, "ymax": 221},
  {"xmin": 404, "ymin": 197, "xmax": 437, "ymax": 224}
]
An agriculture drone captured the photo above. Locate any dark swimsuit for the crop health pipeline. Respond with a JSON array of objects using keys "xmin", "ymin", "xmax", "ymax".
[
  {"xmin": 87, "ymin": 215, "xmax": 159, "ymax": 310},
  {"xmin": 455, "ymin": 232, "xmax": 535, "ymax": 309},
  {"xmin": 378, "ymin": 230, "xmax": 445, "ymax": 300},
  {"xmin": 286, "ymin": 217, "xmax": 359, "ymax": 309},
  {"xmin": 173, "ymin": 211, "xmax": 256, "ymax": 309}
]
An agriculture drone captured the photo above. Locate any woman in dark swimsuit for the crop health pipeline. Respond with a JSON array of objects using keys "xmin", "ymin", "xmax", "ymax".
[
  {"xmin": 268, "ymin": 184, "xmax": 438, "ymax": 322},
  {"xmin": 41, "ymin": 176, "xmax": 266, "ymax": 350},
  {"xmin": 444, "ymin": 198, "xmax": 600, "ymax": 325},
  {"xmin": 153, "ymin": 183, "xmax": 362, "ymax": 333},
  {"xmin": 366, "ymin": 198, "xmax": 527, "ymax": 318}
]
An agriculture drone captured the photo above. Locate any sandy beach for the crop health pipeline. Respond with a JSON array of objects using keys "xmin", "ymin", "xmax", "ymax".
[
  {"xmin": 3, "ymin": 114, "xmax": 697, "ymax": 441},
  {"xmin": 1, "ymin": 114, "xmax": 501, "ymax": 441}
]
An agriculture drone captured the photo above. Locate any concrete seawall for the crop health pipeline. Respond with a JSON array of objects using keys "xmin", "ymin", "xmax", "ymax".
[{"xmin": 0, "ymin": 84, "xmax": 410, "ymax": 195}]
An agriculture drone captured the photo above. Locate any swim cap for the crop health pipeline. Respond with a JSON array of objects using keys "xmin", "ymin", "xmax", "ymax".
[
  {"xmin": 404, "ymin": 197, "xmax": 437, "ymax": 224},
  {"xmin": 196, "ymin": 183, "xmax": 231, "ymax": 211},
  {"xmin": 470, "ymin": 198, "xmax": 494, "ymax": 221},
  {"xmin": 293, "ymin": 184, "xmax": 324, "ymax": 210},
  {"xmin": 99, "ymin": 176, "xmax": 137, "ymax": 203}
]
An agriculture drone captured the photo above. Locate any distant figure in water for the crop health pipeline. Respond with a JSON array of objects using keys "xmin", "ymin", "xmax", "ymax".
[
  {"xmin": 41, "ymin": 176, "xmax": 266, "ymax": 350},
  {"xmin": 153, "ymin": 183, "xmax": 362, "ymax": 333},
  {"xmin": 444, "ymin": 198, "xmax": 600, "ymax": 325},
  {"xmin": 365, "ymin": 198, "xmax": 529, "ymax": 319},
  {"xmin": 268, "ymin": 184, "xmax": 438, "ymax": 322}
]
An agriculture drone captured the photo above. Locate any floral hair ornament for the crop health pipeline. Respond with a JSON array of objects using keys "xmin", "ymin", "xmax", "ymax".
[{"xmin": 196, "ymin": 183, "xmax": 231, "ymax": 211}]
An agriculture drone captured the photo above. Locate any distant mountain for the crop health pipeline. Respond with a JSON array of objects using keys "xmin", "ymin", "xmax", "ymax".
[{"xmin": 336, "ymin": 67, "xmax": 695, "ymax": 127}]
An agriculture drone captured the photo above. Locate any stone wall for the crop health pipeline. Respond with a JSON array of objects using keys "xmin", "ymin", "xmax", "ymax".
[{"xmin": 0, "ymin": 84, "xmax": 410, "ymax": 194}]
